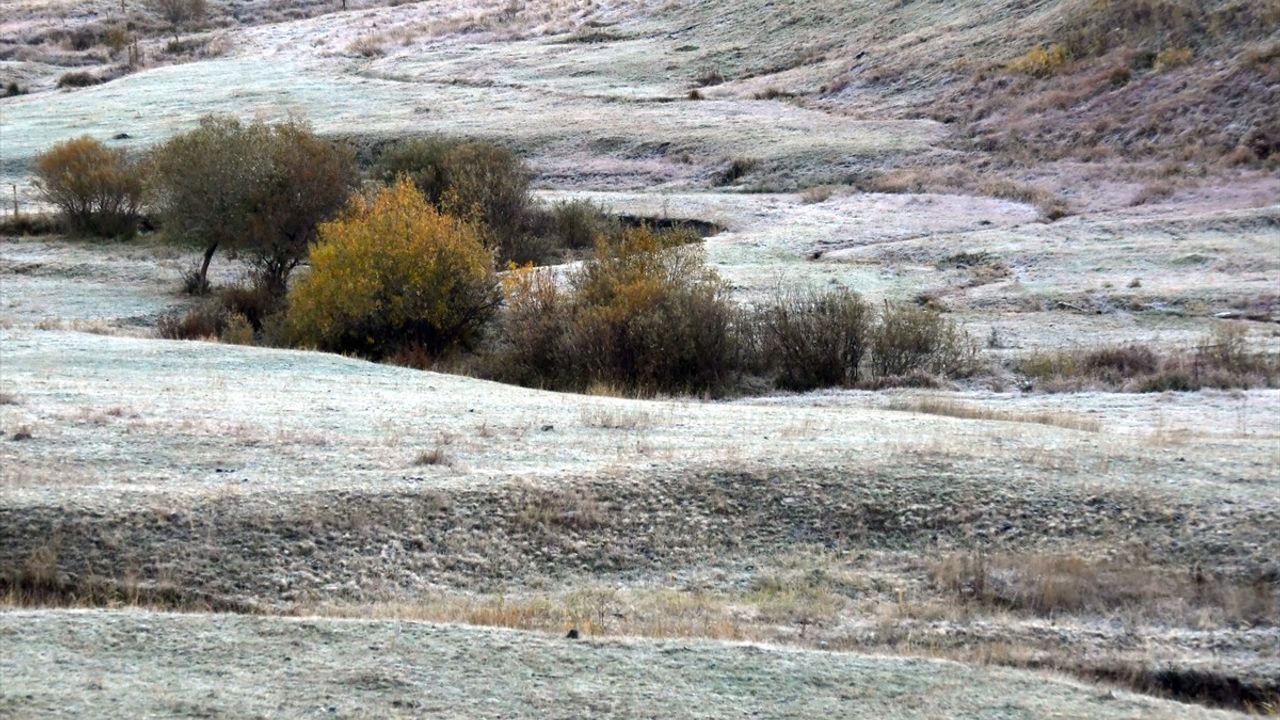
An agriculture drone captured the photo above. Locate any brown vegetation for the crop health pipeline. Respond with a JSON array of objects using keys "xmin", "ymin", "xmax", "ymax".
[
  {"xmin": 1017, "ymin": 324, "xmax": 1279, "ymax": 392},
  {"xmin": 32, "ymin": 136, "xmax": 143, "ymax": 238}
]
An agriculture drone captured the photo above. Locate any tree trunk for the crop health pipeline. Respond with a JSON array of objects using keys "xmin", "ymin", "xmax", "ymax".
[{"xmin": 198, "ymin": 242, "xmax": 218, "ymax": 292}]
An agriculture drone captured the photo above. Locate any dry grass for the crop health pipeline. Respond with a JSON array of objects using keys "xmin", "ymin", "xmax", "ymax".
[
  {"xmin": 929, "ymin": 552, "xmax": 1276, "ymax": 626},
  {"xmin": 347, "ymin": 35, "xmax": 385, "ymax": 58},
  {"xmin": 800, "ymin": 185, "xmax": 835, "ymax": 204},
  {"xmin": 886, "ymin": 396, "xmax": 1101, "ymax": 432},
  {"xmin": 515, "ymin": 488, "xmax": 603, "ymax": 531},
  {"xmin": 859, "ymin": 169, "xmax": 1070, "ymax": 219},
  {"xmin": 412, "ymin": 447, "xmax": 451, "ymax": 467},
  {"xmin": 579, "ymin": 405, "xmax": 653, "ymax": 430},
  {"xmin": 1017, "ymin": 325, "xmax": 1280, "ymax": 393}
]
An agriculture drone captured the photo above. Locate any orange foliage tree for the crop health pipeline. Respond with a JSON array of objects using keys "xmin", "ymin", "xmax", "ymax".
[{"xmin": 287, "ymin": 178, "xmax": 500, "ymax": 359}]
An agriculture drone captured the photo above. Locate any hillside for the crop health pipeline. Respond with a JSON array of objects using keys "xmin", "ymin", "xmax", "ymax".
[{"xmin": 1, "ymin": 0, "xmax": 1278, "ymax": 716}]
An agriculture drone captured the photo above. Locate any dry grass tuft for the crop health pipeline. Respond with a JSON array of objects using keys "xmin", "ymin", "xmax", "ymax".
[
  {"xmin": 412, "ymin": 447, "xmax": 451, "ymax": 467},
  {"xmin": 886, "ymin": 397, "xmax": 1100, "ymax": 432}
]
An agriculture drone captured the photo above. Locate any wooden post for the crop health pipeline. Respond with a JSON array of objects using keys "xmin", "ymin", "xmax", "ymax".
[{"xmin": 11, "ymin": 185, "xmax": 17, "ymax": 219}]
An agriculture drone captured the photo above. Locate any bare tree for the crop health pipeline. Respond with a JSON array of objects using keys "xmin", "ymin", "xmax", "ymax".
[{"xmin": 148, "ymin": 0, "xmax": 206, "ymax": 43}]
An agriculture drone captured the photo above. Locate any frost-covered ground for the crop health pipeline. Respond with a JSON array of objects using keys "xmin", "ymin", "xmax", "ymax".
[
  {"xmin": 0, "ymin": 610, "xmax": 1243, "ymax": 720},
  {"xmin": 2, "ymin": 0, "xmax": 1280, "ymax": 715}
]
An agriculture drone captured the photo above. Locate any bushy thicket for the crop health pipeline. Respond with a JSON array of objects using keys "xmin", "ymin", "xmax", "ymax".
[
  {"xmin": 487, "ymin": 232, "xmax": 974, "ymax": 396},
  {"xmin": 492, "ymin": 227, "xmax": 739, "ymax": 395},
  {"xmin": 373, "ymin": 137, "xmax": 629, "ymax": 265},
  {"xmin": 752, "ymin": 288, "xmax": 871, "ymax": 391},
  {"xmin": 32, "ymin": 136, "xmax": 143, "ymax": 238},
  {"xmin": 286, "ymin": 179, "xmax": 500, "ymax": 360}
]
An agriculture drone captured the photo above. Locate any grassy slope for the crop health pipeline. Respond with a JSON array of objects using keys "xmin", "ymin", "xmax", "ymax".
[{"xmin": 0, "ymin": 609, "xmax": 1243, "ymax": 719}]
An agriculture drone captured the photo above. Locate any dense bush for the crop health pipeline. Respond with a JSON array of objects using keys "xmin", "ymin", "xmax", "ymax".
[
  {"xmin": 373, "ymin": 136, "xmax": 457, "ymax": 205},
  {"xmin": 756, "ymin": 288, "xmax": 871, "ymax": 390},
  {"xmin": 375, "ymin": 137, "xmax": 539, "ymax": 262},
  {"xmin": 32, "ymin": 136, "xmax": 143, "ymax": 238},
  {"xmin": 549, "ymin": 199, "xmax": 617, "ymax": 250},
  {"xmin": 493, "ymin": 227, "xmax": 740, "ymax": 395},
  {"xmin": 56, "ymin": 71, "xmax": 101, "ymax": 88},
  {"xmin": 148, "ymin": 115, "xmax": 356, "ymax": 294},
  {"xmin": 0, "ymin": 214, "xmax": 63, "ymax": 237},
  {"xmin": 287, "ymin": 179, "xmax": 500, "ymax": 359},
  {"xmin": 869, "ymin": 302, "xmax": 974, "ymax": 379},
  {"xmin": 217, "ymin": 277, "xmax": 278, "ymax": 332}
]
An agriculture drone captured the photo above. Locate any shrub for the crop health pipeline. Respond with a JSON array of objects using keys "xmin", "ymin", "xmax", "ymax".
[
  {"xmin": 493, "ymin": 226, "xmax": 740, "ymax": 395},
  {"xmin": 4, "ymin": 82, "xmax": 27, "ymax": 97},
  {"xmin": 1153, "ymin": 46, "xmax": 1193, "ymax": 71},
  {"xmin": 348, "ymin": 35, "xmax": 385, "ymax": 57},
  {"xmin": 56, "ymin": 71, "xmax": 100, "ymax": 88},
  {"xmin": 756, "ymin": 288, "xmax": 871, "ymax": 390},
  {"xmin": 1081, "ymin": 344, "xmax": 1159, "ymax": 379},
  {"xmin": 869, "ymin": 302, "xmax": 973, "ymax": 379},
  {"xmin": 217, "ymin": 277, "xmax": 277, "ymax": 331},
  {"xmin": 549, "ymin": 199, "xmax": 615, "ymax": 250},
  {"xmin": 220, "ymin": 313, "xmax": 255, "ymax": 345},
  {"xmin": 148, "ymin": 0, "xmax": 207, "ymax": 43},
  {"xmin": 441, "ymin": 142, "xmax": 534, "ymax": 260},
  {"xmin": 1016, "ymin": 325, "xmax": 1278, "ymax": 392},
  {"xmin": 156, "ymin": 301, "xmax": 224, "ymax": 340},
  {"xmin": 287, "ymin": 179, "xmax": 500, "ymax": 359},
  {"xmin": 32, "ymin": 136, "xmax": 143, "ymax": 238},
  {"xmin": 715, "ymin": 157, "xmax": 759, "ymax": 186},
  {"xmin": 0, "ymin": 214, "xmax": 63, "ymax": 237},
  {"xmin": 696, "ymin": 67, "xmax": 725, "ymax": 86},
  {"xmin": 801, "ymin": 186, "xmax": 834, "ymax": 204},
  {"xmin": 492, "ymin": 265, "xmax": 566, "ymax": 387},
  {"xmin": 1008, "ymin": 44, "xmax": 1070, "ymax": 77},
  {"xmin": 375, "ymin": 138, "xmax": 537, "ymax": 263},
  {"xmin": 374, "ymin": 136, "xmax": 459, "ymax": 205},
  {"xmin": 148, "ymin": 115, "xmax": 356, "ymax": 294}
]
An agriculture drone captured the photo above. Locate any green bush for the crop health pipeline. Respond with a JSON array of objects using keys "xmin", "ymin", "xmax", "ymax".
[
  {"xmin": 287, "ymin": 179, "xmax": 500, "ymax": 359},
  {"xmin": 32, "ymin": 136, "xmax": 143, "ymax": 238}
]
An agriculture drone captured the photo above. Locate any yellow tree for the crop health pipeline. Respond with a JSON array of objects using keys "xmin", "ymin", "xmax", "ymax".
[{"xmin": 287, "ymin": 178, "xmax": 500, "ymax": 359}]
